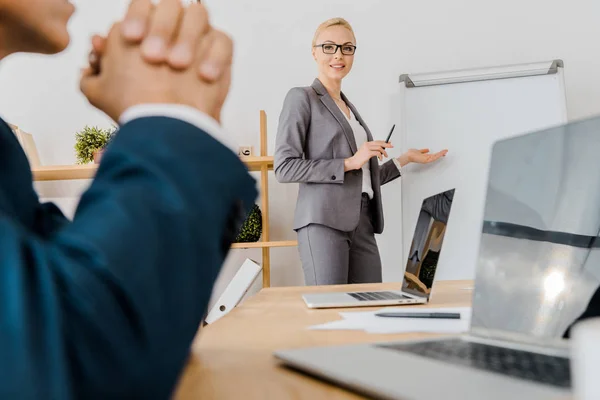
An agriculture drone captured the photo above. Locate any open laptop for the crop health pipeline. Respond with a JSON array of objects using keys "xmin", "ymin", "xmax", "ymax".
[
  {"xmin": 275, "ymin": 117, "xmax": 600, "ymax": 399},
  {"xmin": 302, "ymin": 188, "xmax": 455, "ymax": 309}
]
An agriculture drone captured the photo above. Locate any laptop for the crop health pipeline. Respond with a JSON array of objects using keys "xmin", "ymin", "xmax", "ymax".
[
  {"xmin": 302, "ymin": 188, "xmax": 455, "ymax": 309},
  {"xmin": 275, "ymin": 117, "xmax": 600, "ymax": 399}
]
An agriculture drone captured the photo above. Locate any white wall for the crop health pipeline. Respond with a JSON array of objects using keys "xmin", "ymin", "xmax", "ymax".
[{"xmin": 1, "ymin": 0, "xmax": 600, "ymax": 307}]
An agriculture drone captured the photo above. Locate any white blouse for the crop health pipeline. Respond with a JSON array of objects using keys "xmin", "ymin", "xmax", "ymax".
[{"xmin": 339, "ymin": 105, "xmax": 374, "ymax": 199}]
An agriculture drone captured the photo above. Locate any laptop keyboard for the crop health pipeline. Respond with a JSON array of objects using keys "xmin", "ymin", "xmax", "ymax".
[
  {"xmin": 378, "ymin": 339, "xmax": 571, "ymax": 388},
  {"xmin": 348, "ymin": 291, "xmax": 409, "ymax": 301}
]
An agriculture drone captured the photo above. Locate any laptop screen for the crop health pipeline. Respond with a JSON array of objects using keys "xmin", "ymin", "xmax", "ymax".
[
  {"xmin": 402, "ymin": 188, "xmax": 455, "ymax": 298},
  {"xmin": 471, "ymin": 116, "xmax": 600, "ymax": 343}
]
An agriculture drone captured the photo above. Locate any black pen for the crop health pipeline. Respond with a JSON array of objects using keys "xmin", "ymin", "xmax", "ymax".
[
  {"xmin": 375, "ymin": 312, "xmax": 461, "ymax": 319},
  {"xmin": 385, "ymin": 124, "xmax": 396, "ymax": 143}
]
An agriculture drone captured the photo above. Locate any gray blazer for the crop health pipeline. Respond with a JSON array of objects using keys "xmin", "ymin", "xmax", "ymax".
[{"xmin": 274, "ymin": 78, "xmax": 400, "ymax": 234}]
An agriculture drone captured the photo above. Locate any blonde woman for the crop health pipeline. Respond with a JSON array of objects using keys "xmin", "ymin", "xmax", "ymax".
[{"xmin": 274, "ymin": 18, "xmax": 447, "ymax": 285}]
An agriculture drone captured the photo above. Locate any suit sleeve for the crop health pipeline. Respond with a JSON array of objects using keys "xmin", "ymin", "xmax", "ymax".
[
  {"xmin": 0, "ymin": 116, "xmax": 257, "ymax": 399},
  {"xmin": 0, "ymin": 119, "xmax": 71, "ymax": 235},
  {"xmin": 378, "ymin": 159, "xmax": 401, "ymax": 186},
  {"xmin": 274, "ymin": 88, "xmax": 345, "ymax": 184}
]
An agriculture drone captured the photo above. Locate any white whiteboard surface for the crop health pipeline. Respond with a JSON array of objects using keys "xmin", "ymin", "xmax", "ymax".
[{"xmin": 396, "ymin": 60, "xmax": 568, "ymax": 281}]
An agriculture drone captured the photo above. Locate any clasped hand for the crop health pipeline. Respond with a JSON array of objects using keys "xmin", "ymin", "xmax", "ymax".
[{"xmin": 80, "ymin": 0, "xmax": 232, "ymax": 123}]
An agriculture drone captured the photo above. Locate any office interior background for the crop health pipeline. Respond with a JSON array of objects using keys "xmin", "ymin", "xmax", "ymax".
[{"xmin": 1, "ymin": 0, "xmax": 599, "ymax": 310}]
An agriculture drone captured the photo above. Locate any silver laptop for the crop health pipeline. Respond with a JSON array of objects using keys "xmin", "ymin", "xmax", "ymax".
[
  {"xmin": 302, "ymin": 188, "xmax": 455, "ymax": 309},
  {"xmin": 275, "ymin": 117, "xmax": 600, "ymax": 399}
]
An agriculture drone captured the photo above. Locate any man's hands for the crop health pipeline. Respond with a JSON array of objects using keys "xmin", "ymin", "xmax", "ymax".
[{"xmin": 81, "ymin": 0, "xmax": 232, "ymax": 122}]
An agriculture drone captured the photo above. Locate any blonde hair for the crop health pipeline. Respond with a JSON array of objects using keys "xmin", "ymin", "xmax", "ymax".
[{"xmin": 312, "ymin": 18, "xmax": 356, "ymax": 47}]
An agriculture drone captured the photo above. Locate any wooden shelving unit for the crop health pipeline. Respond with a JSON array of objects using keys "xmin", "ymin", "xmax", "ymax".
[
  {"xmin": 30, "ymin": 110, "xmax": 296, "ymax": 287},
  {"xmin": 244, "ymin": 110, "xmax": 298, "ymax": 287},
  {"xmin": 32, "ymin": 156, "xmax": 273, "ymax": 181}
]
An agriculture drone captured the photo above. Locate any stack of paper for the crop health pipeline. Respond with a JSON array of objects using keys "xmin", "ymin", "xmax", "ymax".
[{"xmin": 308, "ymin": 307, "xmax": 471, "ymax": 334}]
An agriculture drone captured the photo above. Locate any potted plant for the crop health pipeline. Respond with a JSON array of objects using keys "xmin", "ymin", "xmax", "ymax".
[
  {"xmin": 74, "ymin": 125, "xmax": 115, "ymax": 164},
  {"xmin": 235, "ymin": 204, "xmax": 262, "ymax": 242}
]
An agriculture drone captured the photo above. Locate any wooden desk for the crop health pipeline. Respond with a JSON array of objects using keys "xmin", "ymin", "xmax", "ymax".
[{"xmin": 174, "ymin": 280, "xmax": 473, "ymax": 399}]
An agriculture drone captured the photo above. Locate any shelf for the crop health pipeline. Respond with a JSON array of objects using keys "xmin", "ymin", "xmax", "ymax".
[
  {"xmin": 31, "ymin": 156, "xmax": 274, "ymax": 181},
  {"xmin": 240, "ymin": 156, "xmax": 273, "ymax": 172},
  {"xmin": 230, "ymin": 240, "xmax": 297, "ymax": 249},
  {"xmin": 32, "ymin": 164, "xmax": 97, "ymax": 181}
]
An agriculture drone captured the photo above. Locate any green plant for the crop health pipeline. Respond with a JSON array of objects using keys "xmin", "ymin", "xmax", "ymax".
[
  {"xmin": 235, "ymin": 204, "xmax": 262, "ymax": 242},
  {"xmin": 74, "ymin": 125, "xmax": 115, "ymax": 164}
]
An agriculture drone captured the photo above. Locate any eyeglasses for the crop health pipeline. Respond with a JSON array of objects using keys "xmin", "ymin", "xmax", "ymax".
[{"xmin": 314, "ymin": 43, "xmax": 357, "ymax": 55}]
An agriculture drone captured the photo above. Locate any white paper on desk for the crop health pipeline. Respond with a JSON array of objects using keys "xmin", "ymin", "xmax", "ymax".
[
  {"xmin": 308, "ymin": 319, "xmax": 365, "ymax": 330},
  {"xmin": 308, "ymin": 306, "xmax": 471, "ymax": 334}
]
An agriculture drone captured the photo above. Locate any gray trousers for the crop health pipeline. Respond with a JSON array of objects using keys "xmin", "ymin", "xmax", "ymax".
[{"xmin": 297, "ymin": 194, "xmax": 382, "ymax": 285}]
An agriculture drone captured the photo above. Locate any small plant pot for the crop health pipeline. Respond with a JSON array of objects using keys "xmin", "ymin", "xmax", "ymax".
[{"xmin": 93, "ymin": 150, "xmax": 104, "ymax": 164}]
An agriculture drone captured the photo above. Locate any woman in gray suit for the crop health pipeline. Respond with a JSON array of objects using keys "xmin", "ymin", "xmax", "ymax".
[{"xmin": 274, "ymin": 17, "xmax": 447, "ymax": 286}]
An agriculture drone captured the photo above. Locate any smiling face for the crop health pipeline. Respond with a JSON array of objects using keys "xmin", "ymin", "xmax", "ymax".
[
  {"xmin": 0, "ymin": 0, "xmax": 75, "ymax": 57},
  {"xmin": 312, "ymin": 23, "xmax": 356, "ymax": 84}
]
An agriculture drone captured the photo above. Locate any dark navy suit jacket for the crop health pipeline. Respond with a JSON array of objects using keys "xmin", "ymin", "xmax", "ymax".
[{"xmin": 0, "ymin": 116, "xmax": 256, "ymax": 399}]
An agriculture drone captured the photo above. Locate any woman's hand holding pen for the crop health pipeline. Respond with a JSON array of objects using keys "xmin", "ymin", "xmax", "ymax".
[{"xmin": 344, "ymin": 141, "xmax": 392, "ymax": 171}]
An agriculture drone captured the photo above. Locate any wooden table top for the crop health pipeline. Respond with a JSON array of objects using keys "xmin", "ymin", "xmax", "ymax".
[{"xmin": 173, "ymin": 280, "xmax": 474, "ymax": 399}]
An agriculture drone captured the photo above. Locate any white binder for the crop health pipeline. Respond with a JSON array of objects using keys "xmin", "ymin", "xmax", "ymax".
[{"xmin": 204, "ymin": 258, "xmax": 262, "ymax": 324}]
